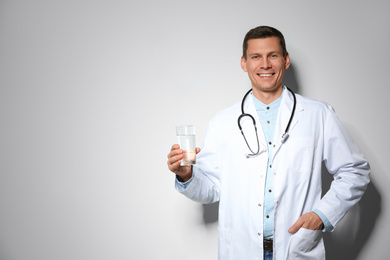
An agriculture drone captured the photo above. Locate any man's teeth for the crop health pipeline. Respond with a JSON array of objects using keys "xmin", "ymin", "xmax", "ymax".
[{"xmin": 258, "ymin": 73, "xmax": 274, "ymax": 76}]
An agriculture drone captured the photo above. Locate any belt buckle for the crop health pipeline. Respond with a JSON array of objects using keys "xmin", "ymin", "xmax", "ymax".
[{"xmin": 263, "ymin": 238, "xmax": 273, "ymax": 252}]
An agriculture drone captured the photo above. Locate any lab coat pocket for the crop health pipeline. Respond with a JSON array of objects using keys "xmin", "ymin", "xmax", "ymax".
[{"xmin": 287, "ymin": 228, "xmax": 325, "ymax": 260}]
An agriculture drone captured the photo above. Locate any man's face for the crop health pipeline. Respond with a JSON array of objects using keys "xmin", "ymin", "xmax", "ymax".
[{"xmin": 241, "ymin": 37, "xmax": 290, "ymax": 96}]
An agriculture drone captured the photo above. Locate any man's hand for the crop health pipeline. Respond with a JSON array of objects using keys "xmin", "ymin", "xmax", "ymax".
[
  {"xmin": 288, "ymin": 212, "xmax": 324, "ymax": 234},
  {"xmin": 167, "ymin": 144, "xmax": 201, "ymax": 182}
]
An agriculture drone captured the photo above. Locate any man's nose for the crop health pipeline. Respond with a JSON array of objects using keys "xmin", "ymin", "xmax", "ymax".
[{"xmin": 260, "ymin": 58, "xmax": 271, "ymax": 69}]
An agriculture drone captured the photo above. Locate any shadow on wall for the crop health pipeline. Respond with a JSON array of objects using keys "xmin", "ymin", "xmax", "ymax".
[
  {"xmin": 283, "ymin": 63, "xmax": 300, "ymax": 94},
  {"xmin": 200, "ymin": 63, "xmax": 382, "ymax": 259},
  {"xmin": 322, "ymin": 164, "xmax": 381, "ymax": 260}
]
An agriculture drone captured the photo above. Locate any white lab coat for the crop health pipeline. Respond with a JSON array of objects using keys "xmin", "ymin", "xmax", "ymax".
[{"xmin": 176, "ymin": 87, "xmax": 370, "ymax": 260}]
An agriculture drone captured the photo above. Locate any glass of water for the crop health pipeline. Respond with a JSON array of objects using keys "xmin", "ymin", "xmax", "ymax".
[{"xmin": 176, "ymin": 125, "xmax": 196, "ymax": 165}]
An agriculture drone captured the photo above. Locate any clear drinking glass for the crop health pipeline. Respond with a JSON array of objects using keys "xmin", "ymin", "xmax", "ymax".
[{"xmin": 176, "ymin": 125, "xmax": 196, "ymax": 165}]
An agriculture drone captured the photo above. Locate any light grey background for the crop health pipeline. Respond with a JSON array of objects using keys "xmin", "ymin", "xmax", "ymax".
[{"xmin": 0, "ymin": 0, "xmax": 389, "ymax": 259}]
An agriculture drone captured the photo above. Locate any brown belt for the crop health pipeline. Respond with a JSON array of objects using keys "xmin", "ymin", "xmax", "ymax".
[{"xmin": 264, "ymin": 238, "xmax": 273, "ymax": 252}]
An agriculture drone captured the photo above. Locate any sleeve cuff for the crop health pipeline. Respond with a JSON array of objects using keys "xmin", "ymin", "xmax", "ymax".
[
  {"xmin": 313, "ymin": 209, "xmax": 334, "ymax": 232},
  {"xmin": 175, "ymin": 173, "xmax": 194, "ymax": 191}
]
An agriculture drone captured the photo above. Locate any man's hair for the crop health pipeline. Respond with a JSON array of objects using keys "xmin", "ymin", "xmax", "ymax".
[{"xmin": 242, "ymin": 26, "xmax": 287, "ymax": 59}]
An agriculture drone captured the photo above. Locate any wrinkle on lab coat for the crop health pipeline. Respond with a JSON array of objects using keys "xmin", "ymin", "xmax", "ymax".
[{"xmin": 176, "ymin": 87, "xmax": 370, "ymax": 260}]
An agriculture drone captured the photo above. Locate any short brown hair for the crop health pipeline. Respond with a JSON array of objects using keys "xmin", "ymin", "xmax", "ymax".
[{"xmin": 242, "ymin": 26, "xmax": 287, "ymax": 59}]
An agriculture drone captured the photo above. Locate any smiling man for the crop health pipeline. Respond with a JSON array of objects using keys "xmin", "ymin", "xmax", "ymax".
[
  {"xmin": 167, "ymin": 26, "xmax": 370, "ymax": 260},
  {"xmin": 241, "ymin": 36, "xmax": 290, "ymax": 103}
]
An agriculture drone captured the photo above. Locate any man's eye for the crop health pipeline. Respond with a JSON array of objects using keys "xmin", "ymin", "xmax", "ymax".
[{"xmin": 252, "ymin": 56, "xmax": 258, "ymax": 59}]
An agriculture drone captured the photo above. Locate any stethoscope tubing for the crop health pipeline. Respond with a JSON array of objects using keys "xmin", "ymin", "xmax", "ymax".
[{"xmin": 237, "ymin": 87, "xmax": 296, "ymax": 157}]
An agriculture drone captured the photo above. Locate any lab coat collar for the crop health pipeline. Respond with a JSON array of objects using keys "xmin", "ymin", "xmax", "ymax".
[
  {"xmin": 272, "ymin": 86, "xmax": 304, "ymax": 160},
  {"xmin": 281, "ymin": 86, "xmax": 304, "ymax": 113}
]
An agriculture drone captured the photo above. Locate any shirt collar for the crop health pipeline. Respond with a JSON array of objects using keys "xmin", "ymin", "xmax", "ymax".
[{"xmin": 252, "ymin": 92, "xmax": 283, "ymax": 112}]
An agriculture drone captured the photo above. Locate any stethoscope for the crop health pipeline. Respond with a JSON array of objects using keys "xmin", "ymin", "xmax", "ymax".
[{"xmin": 237, "ymin": 87, "xmax": 297, "ymax": 157}]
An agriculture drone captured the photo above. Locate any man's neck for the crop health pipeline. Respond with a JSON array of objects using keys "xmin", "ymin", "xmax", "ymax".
[{"xmin": 252, "ymin": 87, "xmax": 283, "ymax": 105}]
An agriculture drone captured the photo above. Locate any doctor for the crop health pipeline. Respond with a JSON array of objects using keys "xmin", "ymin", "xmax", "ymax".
[{"xmin": 167, "ymin": 26, "xmax": 370, "ymax": 260}]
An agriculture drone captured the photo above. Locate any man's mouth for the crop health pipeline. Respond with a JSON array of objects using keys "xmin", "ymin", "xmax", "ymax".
[{"xmin": 257, "ymin": 73, "xmax": 275, "ymax": 77}]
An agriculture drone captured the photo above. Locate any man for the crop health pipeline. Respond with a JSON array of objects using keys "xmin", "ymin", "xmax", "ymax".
[{"xmin": 167, "ymin": 26, "xmax": 370, "ymax": 260}]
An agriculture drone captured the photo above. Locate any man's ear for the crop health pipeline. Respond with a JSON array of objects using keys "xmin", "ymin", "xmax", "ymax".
[
  {"xmin": 241, "ymin": 56, "xmax": 248, "ymax": 72},
  {"xmin": 285, "ymin": 52, "xmax": 290, "ymax": 69}
]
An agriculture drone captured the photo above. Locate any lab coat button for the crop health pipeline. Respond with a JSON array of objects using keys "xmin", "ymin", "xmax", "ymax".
[
  {"xmin": 258, "ymin": 203, "xmax": 262, "ymax": 207},
  {"xmin": 258, "ymin": 233, "xmax": 261, "ymax": 236}
]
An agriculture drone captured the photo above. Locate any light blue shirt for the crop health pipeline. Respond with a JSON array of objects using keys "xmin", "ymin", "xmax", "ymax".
[{"xmin": 252, "ymin": 93, "xmax": 282, "ymax": 239}]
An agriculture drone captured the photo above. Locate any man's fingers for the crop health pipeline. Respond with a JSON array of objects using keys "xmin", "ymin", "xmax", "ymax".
[
  {"xmin": 288, "ymin": 218, "xmax": 303, "ymax": 234},
  {"xmin": 167, "ymin": 145, "xmax": 200, "ymax": 175},
  {"xmin": 170, "ymin": 144, "xmax": 180, "ymax": 151},
  {"xmin": 168, "ymin": 159, "xmax": 182, "ymax": 172},
  {"xmin": 167, "ymin": 145, "xmax": 182, "ymax": 160},
  {"xmin": 288, "ymin": 212, "xmax": 324, "ymax": 234},
  {"xmin": 169, "ymin": 144, "xmax": 181, "ymax": 156},
  {"xmin": 168, "ymin": 153, "xmax": 183, "ymax": 168},
  {"xmin": 167, "ymin": 145, "xmax": 184, "ymax": 173},
  {"xmin": 168, "ymin": 150, "xmax": 183, "ymax": 160}
]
